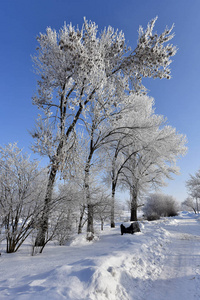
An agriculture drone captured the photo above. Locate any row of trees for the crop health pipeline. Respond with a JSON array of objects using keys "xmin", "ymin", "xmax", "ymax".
[
  {"xmin": 31, "ymin": 17, "xmax": 186, "ymax": 248},
  {"xmin": 0, "ymin": 18, "xmax": 187, "ymax": 253},
  {"xmin": 0, "ymin": 143, "xmax": 119, "ymax": 252}
]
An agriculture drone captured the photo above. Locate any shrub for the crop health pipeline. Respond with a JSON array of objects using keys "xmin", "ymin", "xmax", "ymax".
[
  {"xmin": 143, "ymin": 193, "xmax": 179, "ymax": 220},
  {"xmin": 146, "ymin": 213, "xmax": 160, "ymax": 221}
]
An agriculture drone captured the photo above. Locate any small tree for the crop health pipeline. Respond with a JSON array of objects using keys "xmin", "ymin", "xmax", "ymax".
[
  {"xmin": 0, "ymin": 143, "xmax": 46, "ymax": 253},
  {"xmin": 182, "ymin": 197, "xmax": 198, "ymax": 214},
  {"xmin": 53, "ymin": 183, "xmax": 80, "ymax": 245},
  {"xmin": 93, "ymin": 191, "xmax": 112, "ymax": 231},
  {"xmin": 186, "ymin": 169, "xmax": 200, "ymax": 214}
]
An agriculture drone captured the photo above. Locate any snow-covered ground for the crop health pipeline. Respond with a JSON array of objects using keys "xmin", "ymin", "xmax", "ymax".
[{"xmin": 0, "ymin": 212, "xmax": 200, "ymax": 299}]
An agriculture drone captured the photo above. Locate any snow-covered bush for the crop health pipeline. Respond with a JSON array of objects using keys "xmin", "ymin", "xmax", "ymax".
[{"xmin": 143, "ymin": 193, "xmax": 179, "ymax": 220}]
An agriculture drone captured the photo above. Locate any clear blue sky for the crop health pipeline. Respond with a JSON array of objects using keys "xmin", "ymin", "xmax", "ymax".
[{"xmin": 1, "ymin": 0, "xmax": 200, "ymax": 202}]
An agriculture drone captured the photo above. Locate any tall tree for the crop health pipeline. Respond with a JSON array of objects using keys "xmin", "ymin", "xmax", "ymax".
[
  {"xmin": 105, "ymin": 95, "xmax": 164, "ymax": 227},
  {"xmin": 31, "ymin": 18, "xmax": 177, "ymax": 246}
]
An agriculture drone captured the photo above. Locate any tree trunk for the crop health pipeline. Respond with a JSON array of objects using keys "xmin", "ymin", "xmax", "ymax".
[
  {"xmin": 84, "ymin": 161, "xmax": 94, "ymax": 240},
  {"xmin": 196, "ymin": 198, "xmax": 199, "ymax": 214},
  {"xmin": 110, "ymin": 181, "xmax": 116, "ymax": 228},
  {"xmin": 5, "ymin": 215, "xmax": 16, "ymax": 253},
  {"xmin": 78, "ymin": 205, "xmax": 85, "ymax": 234},
  {"xmin": 6, "ymin": 237, "xmax": 16, "ymax": 253},
  {"xmin": 101, "ymin": 218, "xmax": 104, "ymax": 231},
  {"xmin": 130, "ymin": 193, "xmax": 138, "ymax": 221},
  {"xmin": 87, "ymin": 203, "xmax": 94, "ymax": 240},
  {"xmin": 35, "ymin": 165, "xmax": 57, "ymax": 247}
]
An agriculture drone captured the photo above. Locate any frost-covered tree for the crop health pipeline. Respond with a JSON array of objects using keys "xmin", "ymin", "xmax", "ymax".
[
  {"xmin": 0, "ymin": 143, "xmax": 46, "ymax": 253},
  {"xmin": 80, "ymin": 94, "xmax": 149, "ymax": 234},
  {"xmin": 185, "ymin": 169, "xmax": 200, "ymax": 213},
  {"xmin": 31, "ymin": 181, "xmax": 81, "ymax": 254},
  {"xmin": 186, "ymin": 169, "xmax": 200, "ymax": 199},
  {"xmin": 49, "ymin": 182, "xmax": 80, "ymax": 246},
  {"xmin": 182, "ymin": 197, "xmax": 198, "ymax": 214},
  {"xmin": 104, "ymin": 95, "xmax": 167, "ymax": 226},
  {"xmin": 93, "ymin": 192, "xmax": 112, "ymax": 231},
  {"xmin": 120, "ymin": 117, "xmax": 187, "ymax": 221},
  {"xmin": 80, "ymin": 103, "xmax": 112, "ymax": 239},
  {"xmin": 31, "ymin": 17, "xmax": 177, "ymax": 246}
]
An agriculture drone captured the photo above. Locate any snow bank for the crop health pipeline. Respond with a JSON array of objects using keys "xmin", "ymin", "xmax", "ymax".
[{"xmin": 0, "ymin": 218, "xmax": 173, "ymax": 300}]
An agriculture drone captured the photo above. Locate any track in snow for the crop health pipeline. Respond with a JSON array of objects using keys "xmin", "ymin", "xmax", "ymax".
[{"xmin": 146, "ymin": 215, "xmax": 200, "ymax": 300}]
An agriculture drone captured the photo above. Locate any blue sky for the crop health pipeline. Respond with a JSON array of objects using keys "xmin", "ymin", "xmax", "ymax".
[{"xmin": 1, "ymin": 0, "xmax": 200, "ymax": 202}]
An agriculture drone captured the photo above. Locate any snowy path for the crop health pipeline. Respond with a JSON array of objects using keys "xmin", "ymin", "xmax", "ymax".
[
  {"xmin": 146, "ymin": 215, "xmax": 200, "ymax": 300},
  {"xmin": 1, "ymin": 212, "xmax": 200, "ymax": 299}
]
